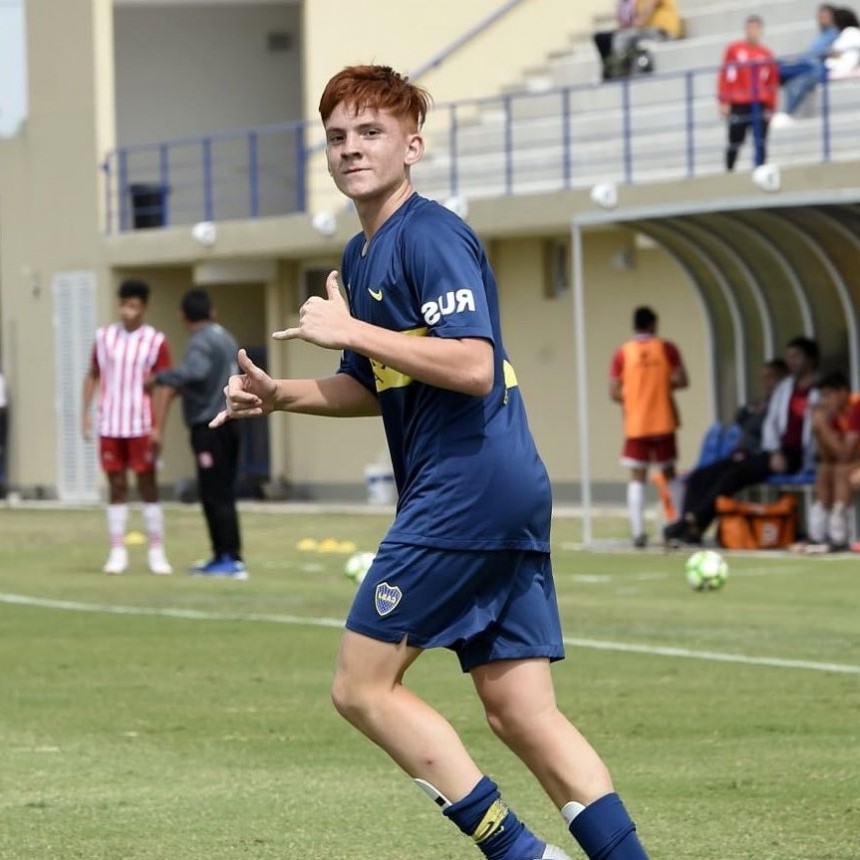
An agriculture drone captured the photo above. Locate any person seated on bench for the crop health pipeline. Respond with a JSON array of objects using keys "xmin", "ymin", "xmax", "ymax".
[
  {"xmin": 664, "ymin": 338, "xmax": 819, "ymax": 546},
  {"xmin": 799, "ymin": 370, "xmax": 860, "ymax": 551},
  {"xmin": 771, "ymin": 6, "xmax": 860, "ymax": 126},
  {"xmin": 593, "ymin": 0, "xmax": 682, "ymax": 80}
]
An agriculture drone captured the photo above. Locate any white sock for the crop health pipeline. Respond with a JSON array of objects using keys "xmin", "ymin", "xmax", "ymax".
[
  {"xmin": 668, "ymin": 477, "xmax": 684, "ymax": 520},
  {"xmin": 828, "ymin": 501, "xmax": 847, "ymax": 545},
  {"xmin": 627, "ymin": 481, "xmax": 645, "ymax": 537},
  {"xmin": 561, "ymin": 800, "xmax": 586, "ymax": 826},
  {"xmin": 142, "ymin": 502, "xmax": 165, "ymax": 549},
  {"xmin": 107, "ymin": 503, "xmax": 128, "ymax": 549},
  {"xmin": 808, "ymin": 500, "xmax": 828, "ymax": 543}
]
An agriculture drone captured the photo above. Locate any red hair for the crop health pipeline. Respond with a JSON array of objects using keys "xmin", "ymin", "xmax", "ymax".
[{"xmin": 319, "ymin": 65, "xmax": 431, "ymax": 129}]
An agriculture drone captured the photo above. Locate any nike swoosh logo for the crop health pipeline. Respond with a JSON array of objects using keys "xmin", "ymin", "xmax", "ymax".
[{"xmin": 368, "ymin": 288, "xmax": 383, "ymax": 301}]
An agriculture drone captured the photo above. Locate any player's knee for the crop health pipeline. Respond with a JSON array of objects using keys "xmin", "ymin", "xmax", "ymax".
[
  {"xmin": 330, "ymin": 668, "xmax": 371, "ymax": 725},
  {"xmin": 483, "ymin": 699, "xmax": 534, "ymax": 742}
]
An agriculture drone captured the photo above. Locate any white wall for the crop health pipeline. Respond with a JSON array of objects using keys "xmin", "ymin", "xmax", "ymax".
[{"xmin": 114, "ymin": 1, "xmax": 302, "ymax": 146}]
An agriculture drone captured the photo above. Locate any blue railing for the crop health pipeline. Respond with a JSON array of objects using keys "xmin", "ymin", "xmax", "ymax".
[
  {"xmin": 102, "ymin": 59, "xmax": 860, "ymax": 233},
  {"xmin": 103, "ymin": 120, "xmax": 307, "ymax": 232}
]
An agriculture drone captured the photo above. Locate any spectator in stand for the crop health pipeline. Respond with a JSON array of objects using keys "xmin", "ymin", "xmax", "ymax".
[
  {"xmin": 798, "ymin": 371, "xmax": 860, "ymax": 551},
  {"xmin": 593, "ymin": 0, "xmax": 682, "ymax": 80},
  {"xmin": 826, "ymin": 8, "xmax": 860, "ymax": 72},
  {"xmin": 609, "ymin": 306, "xmax": 688, "ymax": 548},
  {"xmin": 717, "ymin": 15, "xmax": 779, "ymax": 171},
  {"xmin": 772, "ymin": 6, "xmax": 860, "ymax": 127},
  {"xmin": 662, "ymin": 358, "xmax": 788, "ymax": 546},
  {"xmin": 664, "ymin": 337, "xmax": 820, "ymax": 546},
  {"xmin": 770, "ymin": 5, "xmax": 838, "ymax": 126}
]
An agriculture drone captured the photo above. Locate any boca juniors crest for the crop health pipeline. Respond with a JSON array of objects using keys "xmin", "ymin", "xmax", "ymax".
[{"xmin": 374, "ymin": 582, "xmax": 402, "ymax": 616}]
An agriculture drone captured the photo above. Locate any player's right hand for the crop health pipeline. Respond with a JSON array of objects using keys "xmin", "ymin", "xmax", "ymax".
[
  {"xmin": 209, "ymin": 348, "xmax": 277, "ymax": 428},
  {"xmin": 82, "ymin": 413, "xmax": 92, "ymax": 441}
]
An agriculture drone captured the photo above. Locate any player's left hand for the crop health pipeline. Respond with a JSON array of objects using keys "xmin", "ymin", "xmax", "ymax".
[
  {"xmin": 272, "ymin": 270, "xmax": 354, "ymax": 349},
  {"xmin": 149, "ymin": 427, "xmax": 162, "ymax": 457}
]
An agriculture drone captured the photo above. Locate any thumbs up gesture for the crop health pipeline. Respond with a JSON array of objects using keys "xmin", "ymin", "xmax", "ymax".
[
  {"xmin": 209, "ymin": 348, "xmax": 277, "ymax": 428},
  {"xmin": 273, "ymin": 270, "xmax": 354, "ymax": 350}
]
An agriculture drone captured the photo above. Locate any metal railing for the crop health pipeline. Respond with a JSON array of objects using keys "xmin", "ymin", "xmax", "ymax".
[
  {"xmin": 103, "ymin": 120, "xmax": 307, "ymax": 232},
  {"xmin": 102, "ymin": 59, "xmax": 860, "ymax": 233},
  {"xmin": 408, "ymin": 0, "xmax": 529, "ymax": 81}
]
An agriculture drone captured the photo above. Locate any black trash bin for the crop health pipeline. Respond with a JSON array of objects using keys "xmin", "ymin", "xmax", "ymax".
[{"xmin": 128, "ymin": 183, "xmax": 166, "ymax": 229}]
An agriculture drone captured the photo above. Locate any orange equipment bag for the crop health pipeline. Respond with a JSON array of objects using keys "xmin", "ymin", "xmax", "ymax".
[{"xmin": 715, "ymin": 495, "xmax": 798, "ymax": 550}]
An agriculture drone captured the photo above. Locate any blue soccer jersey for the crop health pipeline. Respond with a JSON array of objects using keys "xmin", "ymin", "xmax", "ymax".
[{"xmin": 338, "ymin": 194, "xmax": 551, "ymax": 551}]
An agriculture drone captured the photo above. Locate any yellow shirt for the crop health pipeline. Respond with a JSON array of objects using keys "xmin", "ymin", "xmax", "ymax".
[{"xmin": 638, "ymin": 0, "xmax": 682, "ymax": 39}]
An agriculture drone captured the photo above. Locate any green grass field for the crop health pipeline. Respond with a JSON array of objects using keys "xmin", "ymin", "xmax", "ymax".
[{"xmin": 0, "ymin": 505, "xmax": 858, "ymax": 860}]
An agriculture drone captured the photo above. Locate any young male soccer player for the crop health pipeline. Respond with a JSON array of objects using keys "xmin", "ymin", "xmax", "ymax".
[
  {"xmin": 211, "ymin": 65, "xmax": 652, "ymax": 860},
  {"xmin": 82, "ymin": 279, "xmax": 173, "ymax": 575},
  {"xmin": 609, "ymin": 306, "xmax": 688, "ymax": 547}
]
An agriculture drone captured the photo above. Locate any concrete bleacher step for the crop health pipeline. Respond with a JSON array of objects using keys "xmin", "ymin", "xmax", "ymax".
[
  {"xmin": 507, "ymin": 0, "xmax": 817, "ymax": 97},
  {"xmin": 447, "ymin": 77, "xmax": 860, "ymax": 160},
  {"xmin": 414, "ymin": 106, "xmax": 860, "ymax": 201},
  {"xmin": 412, "ymin": 0, "xmax": 857, "ymax": 201},
  {"xmin": 683, "ymin": 0, "xmax": 817, "ymax": 38}
]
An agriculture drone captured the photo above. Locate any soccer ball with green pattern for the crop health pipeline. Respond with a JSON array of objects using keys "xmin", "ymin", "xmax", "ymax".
[
  {"xmin": 344, "ymin": 551, "xmax": 376, "ymax": 585},
  {"xmin": 685, "ymin": 549, "xmax": 728, "ymax": 591}
]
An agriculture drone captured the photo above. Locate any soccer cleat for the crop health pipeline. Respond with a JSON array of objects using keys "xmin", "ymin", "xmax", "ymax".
[
  {"xmin": 189, "ymin": 558, "xmax": 216, "ymax": 573},
  {"xmin": 191, "ymin": 555, "xmax": 248, "ymax": 580},
  {"xmin": 147, "ymin": 547, "xmax": 173, "ymax": 575},
  {"xmin": 103, "ymin": 547, "xmax": 128, "ymax": 575},
  {"xmin": 535, "ymin": 845, "xmax": 574, "ymax": 860},
  {"xmin": 632, "ymin": 534, "xmax": 648, "ymax": 549}
]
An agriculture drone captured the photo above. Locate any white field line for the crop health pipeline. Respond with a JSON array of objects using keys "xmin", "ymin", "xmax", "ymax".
[{"xmin": 2, "ymin": 592, "xmax": 858, "ymax": 676}]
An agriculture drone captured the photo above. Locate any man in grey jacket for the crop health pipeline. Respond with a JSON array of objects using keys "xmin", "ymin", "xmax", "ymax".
[
  {"xmin": 154, "ymin": 289, "xmax": 246, "ymax": 578},
  {"xmin": 664, "ymin": 336, "xmax": 819, "ymax": 545}
]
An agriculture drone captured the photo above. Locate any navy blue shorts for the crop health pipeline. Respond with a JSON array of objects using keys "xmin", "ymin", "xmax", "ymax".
[{"xmin": 345, "ymin": 542, "xmax": 565, "ymax": 672}]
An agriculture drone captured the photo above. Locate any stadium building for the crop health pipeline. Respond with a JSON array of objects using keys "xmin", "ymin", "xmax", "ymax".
[{"xmin": 1, "ymin": 0, "xmax": 858, "ymax": 510}]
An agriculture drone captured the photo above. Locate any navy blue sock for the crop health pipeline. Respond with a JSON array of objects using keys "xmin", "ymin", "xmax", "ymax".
[
  {"xmin": 569, "ymin": 793, "xmax": 650, "ymax": 860},
  {"xmin": 444, "ymin": 776, "xmax": 545, "ymax": 860}
]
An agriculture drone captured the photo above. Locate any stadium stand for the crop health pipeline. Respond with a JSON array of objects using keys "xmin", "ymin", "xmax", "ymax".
[{"xmin": 410, "ymin": 0, "xmax": 860, "ymax": 199}]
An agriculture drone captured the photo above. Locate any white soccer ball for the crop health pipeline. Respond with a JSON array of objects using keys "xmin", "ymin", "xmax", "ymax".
[
  {"xmin": 685, "ymin": 549, "xmax": 728, "ymax": 592},
  {"xmin": 191, "ymin": 220, "xmax": 217, "ymax": 246},
  {"xmin": 344, "ymin": 551, "xmax": 376, "ymax": 585}
]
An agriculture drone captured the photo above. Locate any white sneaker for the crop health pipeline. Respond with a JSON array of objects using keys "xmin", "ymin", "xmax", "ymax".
[
  {"xmin": 147, "ymin": 547, "xmax": 173, "ymax": 575},
  {"xmin": 541, "ymin": 846, "xmax": 574, "ymax": 860},
  {"xmin": 103, "ymin": 547, "xmax": 128, "ymax": 575},
  {"xmin": 770, "ymin": 112, "xmax": 795, "ymax": 130},
  {"xmin": 808, "ymin": 500, "xmax": 828, "ymax": 544},
  {"xmin": 828, "ymin": 501, "xmax": 848, "ymax": 546}
]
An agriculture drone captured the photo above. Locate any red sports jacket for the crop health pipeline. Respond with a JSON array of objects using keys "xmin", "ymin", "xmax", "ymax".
[{"xmin": 718, "ymin": 41, "xmax": 779, "ymax": 111}]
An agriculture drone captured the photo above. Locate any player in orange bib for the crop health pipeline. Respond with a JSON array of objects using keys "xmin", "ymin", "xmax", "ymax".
[{"xmin": 609, "ymin": 306, "xmax": 688, "ymax": 547}]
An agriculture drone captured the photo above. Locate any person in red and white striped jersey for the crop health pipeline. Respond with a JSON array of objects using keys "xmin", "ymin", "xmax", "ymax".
[{"xmin": 82, "ymin": 279, "xmax": 173, "ymax": 575}]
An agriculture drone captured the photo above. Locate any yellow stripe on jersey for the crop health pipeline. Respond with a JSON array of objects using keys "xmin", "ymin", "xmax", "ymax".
[
  {"xmin": 371, "ymin": 326, "xmax": 428, "ymax": 393},
  {"xmin": 371, "ymin": 332, "xmax": 517, "ymax": 395}
]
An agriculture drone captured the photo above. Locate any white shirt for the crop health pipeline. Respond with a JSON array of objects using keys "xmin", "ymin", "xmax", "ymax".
[
  {"xmin": 826, "ymin": 26, "xmax": 860, "ymax": 78},
  {"xmin": 93, "ymin": 323, "xmax": 169, "ymax": 437}
]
